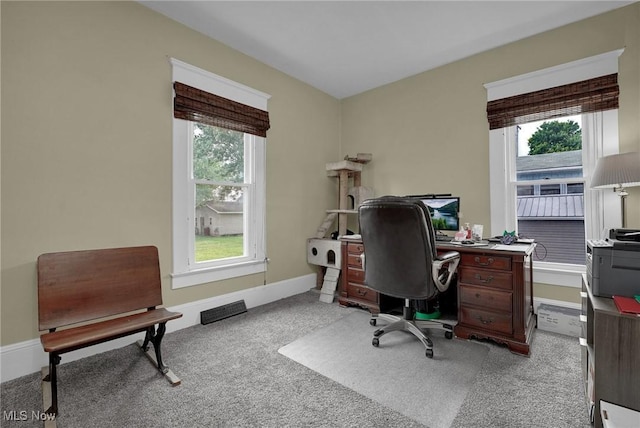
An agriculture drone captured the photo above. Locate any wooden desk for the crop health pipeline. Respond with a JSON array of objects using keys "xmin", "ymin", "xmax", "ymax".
[{"xmin": 338, "ymin": 239, "xmax": 536, "ymax": 355}]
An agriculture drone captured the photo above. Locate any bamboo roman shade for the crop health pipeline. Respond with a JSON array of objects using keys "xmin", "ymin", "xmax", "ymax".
[
  {"xmin": 486, "ymin": 74, "xmax": 619, "ymax": 130},
  {"xmin": 173, "ymin": 82, "xmax": 270, "ymax": 137}
]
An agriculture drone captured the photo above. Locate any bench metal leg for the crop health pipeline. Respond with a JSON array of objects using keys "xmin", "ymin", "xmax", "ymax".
[
  {"xmin": 138, "ymin": 323, "xmax": 181, "ymax": 386},
  {"xmin": 141, "ymin": 324, "xmax": 167, "ymax": 373},
  {"xmin": 43, "ymin": 353, "xmax": 61, "ymax": 416},
  {"xmin": 152, "ymin": 323, "xmax": 167, "ymax": 373},
  {"xmin": 141, "ymin": 326, "xmax": 153, "ymax": 354},
  {"xmin": 40, "ymin": 367, "xmax": 58, "ymax": 427}
]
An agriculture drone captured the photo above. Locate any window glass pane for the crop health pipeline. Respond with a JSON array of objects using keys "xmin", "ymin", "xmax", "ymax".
[
  {"xmin": 515, "ymin": 115, "xmax": 585, "ymax": 265},
  {"xmin": 195, "ymin": 184, "xmax": 244, "ymax": 262},
  {"xmin": 516, "ymin": 116, "xmax": 583, "ymax": 179},
  {"xmin": 193, "ymin": 123, "xmax": 244, "ymax": 183},
  {"xmin": 517, "ymin": 185, "xmax": 534, "ymax": 196},
  {"xmin": 567, "ymin": 183, "xmax": 584, "ymax": 194},
  {"xmin": 540, "ymin": 184, "xmax": 561, "ymax": 195}
]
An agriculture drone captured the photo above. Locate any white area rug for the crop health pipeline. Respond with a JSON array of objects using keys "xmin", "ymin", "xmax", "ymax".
[{"xmin": 279, "ymin": 311, "xmax": 490, "ymax": 428}]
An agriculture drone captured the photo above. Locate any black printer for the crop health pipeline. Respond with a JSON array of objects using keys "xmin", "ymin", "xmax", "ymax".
[{"xmin": 586, "ymin": 229, "xmax": 640, "ymax": 298}]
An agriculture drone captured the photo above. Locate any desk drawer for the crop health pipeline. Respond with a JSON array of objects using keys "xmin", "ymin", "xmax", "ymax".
[
  {"xmin": 347, "ymin": 254, "xmax": 363, "ymax": 269},
  {"xmin": 346, "ymin": 283, "xmax": 377, "ymax": 304},
  {"xmin": 459, "ymin": 267, "xmax": 513, "ymax": 290},
  {"xmin": 459, "ymin": 306, "xmax": 512, "ymax": 335},
  {"xmin": 347, "ymin": 243, "xmax": 364, "ymax": 255},
  {"xmin": 347, "ymin": 268, "xmax": 364, "ymax": 283},
  {"xmin": 459, "ymin": 285, "xmax": 512, "ymax": 312},
  {"xmin": 461, "ymin": 253, "xmax": 511, "ymax": 271}
]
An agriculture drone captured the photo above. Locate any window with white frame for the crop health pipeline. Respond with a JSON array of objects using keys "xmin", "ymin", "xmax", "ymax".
[
  {"xmin": 171, "ymin": 59, "xmax": 270, "ymax": 289},
  {"xmin": 514, "ymin": 115, "xmax": 585, "ymax": 265},
  {"xmin": 486, "ymin": 50, "xmax": 623, "ymax": 287}
]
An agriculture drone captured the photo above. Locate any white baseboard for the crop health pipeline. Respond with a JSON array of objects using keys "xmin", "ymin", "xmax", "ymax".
[{"xmin": 0, "ymin": 274, "xmax": 316, "ymax": 384}]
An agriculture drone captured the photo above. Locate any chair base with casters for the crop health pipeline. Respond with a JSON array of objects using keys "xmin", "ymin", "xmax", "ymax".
[{"xmin": 370, "ymin": 299, "xmax": 454, "ymax": 358}]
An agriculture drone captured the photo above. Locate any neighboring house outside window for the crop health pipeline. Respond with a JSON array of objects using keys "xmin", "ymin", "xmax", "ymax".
[
  {"xmin": 515, "ymin": 144, "xmax": 586, "ymax": 265},
  {"xmin": 196, "ymin": 200, "xmax": 243, "ymax": 237}
]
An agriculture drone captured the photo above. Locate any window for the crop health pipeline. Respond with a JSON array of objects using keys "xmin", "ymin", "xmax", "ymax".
[
  {"xmin": 515, "ymin": 115, "xmax": 585, "ymax": 265},
  {"xmin": 486, "ymin": 50, "xmax": 623, "ymax": 287},
  {"xmin": 171, "ymin": 59, "xmax": 270, "ymax": 288}
]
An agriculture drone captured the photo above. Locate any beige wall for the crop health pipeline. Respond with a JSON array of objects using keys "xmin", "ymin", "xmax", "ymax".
[
  {"xmin": 2, "ymin": 2, "xmax": 639, "ymax": 347},
  {"xmin": 341, "ymin": 3, "xmax": 640, "ymax": 303},
  {"xmin": 1, "ymin": 1, "xmax": 340, "ymax": 345}
]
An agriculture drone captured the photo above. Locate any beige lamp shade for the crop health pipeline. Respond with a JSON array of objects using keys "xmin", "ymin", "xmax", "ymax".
[
  {"xmin": 590, "ymin": 151, "xmax": 640, "ymax": 189},
  {"xmin": 590, "ymin": 151, "xmax": 640, "ymax": 228}
]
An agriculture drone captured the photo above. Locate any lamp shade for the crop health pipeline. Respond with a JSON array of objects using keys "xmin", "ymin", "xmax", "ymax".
[{"xmin": 590, "ymin": 151, "xmax": 640, "ymax": 189}]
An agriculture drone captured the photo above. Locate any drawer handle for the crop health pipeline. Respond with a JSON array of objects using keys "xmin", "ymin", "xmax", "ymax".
[
  {"xmin": 474, "ymin": 293, "xmax": 492, "ymax": 300},
  {"xmin": 474, "ymin": 256, "xmax": 494, "ymax": 266},
  {"xmin": 356, "ymin": 288, "xmax": 368, "ymax": 297},
  {"xmin": 474, "ymin": 274, "xmax": 494, "ymax": 284},
  {"xmin": 475, "ymin": 315, "xmax": 494, "ymax": 325}
]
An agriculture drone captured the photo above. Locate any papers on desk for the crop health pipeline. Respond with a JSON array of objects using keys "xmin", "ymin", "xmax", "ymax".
[
  {"xmin": 447, "ymin": 241, "xmax": 489, "ymax": 247},
  {"xmin": 488, "ymin": 238, "xmax": 535, "ymax": 244},
  {"xmin": 491, "ymin": 243, "xmax": 532, "ymax": 252}
]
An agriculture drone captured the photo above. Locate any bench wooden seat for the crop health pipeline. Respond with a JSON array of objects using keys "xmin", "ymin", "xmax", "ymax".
[
  {"xmin": 37, "ymin": 246, "xmax": 182, "ymax": 418},
  {"xmin": 40, "ymin": 308, "xmax": 181, "ymax": 354}
]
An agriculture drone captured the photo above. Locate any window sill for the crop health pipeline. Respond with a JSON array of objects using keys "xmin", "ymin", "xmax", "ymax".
[
  {"xmin": 532, "ymin": 262, "xmax": 586, "ymax": 288},
  {"xmin": 171, "ymin": 259, "xmax": 267, "ymax": 289}
]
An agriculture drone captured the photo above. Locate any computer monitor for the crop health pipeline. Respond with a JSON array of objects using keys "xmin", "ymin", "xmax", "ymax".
[{"xmin": 416, "ymin": 196, "xmax": 460, "ymax": 232}]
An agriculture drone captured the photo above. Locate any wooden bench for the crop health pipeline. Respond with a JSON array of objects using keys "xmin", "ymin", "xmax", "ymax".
[{"xmin": 37, "ymin": 246, "xmax": 182, "ymax": 417}]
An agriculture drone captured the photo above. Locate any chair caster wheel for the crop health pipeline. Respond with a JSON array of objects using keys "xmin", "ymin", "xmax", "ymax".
[
  {"xmin": 425, "ymin": 348, "xmax": 434, "ymax": 358},
  {"xmin": 445, "ymin": 331, "xmax": 453, "ymax": 340},
  {"xmin": 372, "ymin": 337, "xmax": 379, "ymax": 347},
  {"xmin": 370, "ymin": 318, "xmax": 377, "ymax": 326}
]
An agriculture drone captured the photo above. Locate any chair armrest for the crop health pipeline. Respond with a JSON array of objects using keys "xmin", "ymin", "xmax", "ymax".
[
  {"xmin": 436, "ymin": 251, "xmax": 460, "ymax": 263},
  {"xmin": 432, "ymin": 251, "xmax": 460, "ymax": 293}
]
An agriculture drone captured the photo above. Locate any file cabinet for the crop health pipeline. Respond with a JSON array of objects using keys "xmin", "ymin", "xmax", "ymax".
[
  {"xmin": 450, "ymin": 244, "xmax": 536, "ymax": 356},
  {"xmin": 581, "ymin": 274, "xmax": 640, "ymax": 427},
  {"xmin": 337, "ymin": 239, "xmax": 400, "ymax": 313}
]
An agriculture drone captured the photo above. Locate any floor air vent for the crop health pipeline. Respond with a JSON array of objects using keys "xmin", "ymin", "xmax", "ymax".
[{"xmin": 200, "ymin": 300, "xmax": 247, "ymax": 325}]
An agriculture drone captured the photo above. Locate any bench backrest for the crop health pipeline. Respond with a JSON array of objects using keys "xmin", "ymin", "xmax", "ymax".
[{"xmin": 37, "ymin": 246, "xmax": 163, "ymax": 331}]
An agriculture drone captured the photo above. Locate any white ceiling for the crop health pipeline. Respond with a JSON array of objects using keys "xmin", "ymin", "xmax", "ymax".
[{"xmin": 140, "ymin": 1, "xmax": 634, "ymax": 99}]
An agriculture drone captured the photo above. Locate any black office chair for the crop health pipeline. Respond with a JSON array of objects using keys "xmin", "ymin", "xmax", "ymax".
[{"xmin": 359, "ymin": 196, "xmax": 460, "ymax": 358}]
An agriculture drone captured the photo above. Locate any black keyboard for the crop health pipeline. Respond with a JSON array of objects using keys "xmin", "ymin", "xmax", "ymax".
[{"xmin": 435, "ymin": 235, "xmax": 452, "ymax": 242}]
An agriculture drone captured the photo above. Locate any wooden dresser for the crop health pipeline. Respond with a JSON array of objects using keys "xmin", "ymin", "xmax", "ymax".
[{"xmin": 338, "ymin": 238, "xmax": 536, "ymax": 355}]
